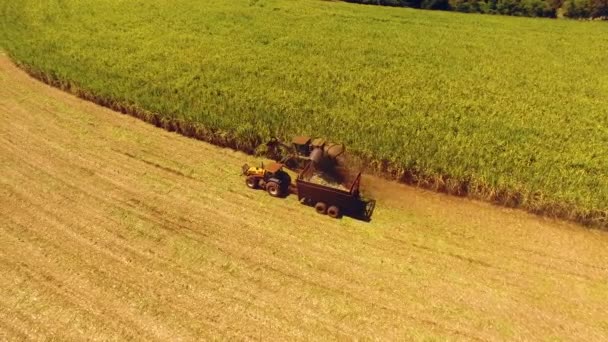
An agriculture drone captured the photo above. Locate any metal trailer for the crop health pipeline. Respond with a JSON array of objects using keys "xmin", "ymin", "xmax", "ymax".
[{"xmin": 295, "ymin": 162, "xmax": 375, "ymax": 221}]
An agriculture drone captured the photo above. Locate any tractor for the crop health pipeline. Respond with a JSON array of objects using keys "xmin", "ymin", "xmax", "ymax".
[
  {"xmin": 241, "ymin": 159, "xmax": 375, "ymax": 221},
  {"xmin": 242, "ymin": 161, "xmax": 292, "ymax": 198},
  {"xmin": 242, "ymin": 136, "xmax": 376, "ymax": 221}
]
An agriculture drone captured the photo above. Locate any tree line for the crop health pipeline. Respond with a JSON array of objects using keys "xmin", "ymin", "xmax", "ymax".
[{"xmin": 344, "ymin": 0, "xmax": 608, "ymax": 18}]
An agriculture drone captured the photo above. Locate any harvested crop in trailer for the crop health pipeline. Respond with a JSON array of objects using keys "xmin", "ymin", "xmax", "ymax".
[{"xmin": 310, "ymin": 174, "xmax": 349, "ymax": 191}]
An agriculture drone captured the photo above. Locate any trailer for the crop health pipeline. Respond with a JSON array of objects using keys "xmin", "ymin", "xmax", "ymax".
[
  {"xmin": 242, "ymin": 156, "xmax": 375, "ymax": 221},
  {"xmin": 295, "ymin": 162, "xmax": 375, "ymax": 220}
]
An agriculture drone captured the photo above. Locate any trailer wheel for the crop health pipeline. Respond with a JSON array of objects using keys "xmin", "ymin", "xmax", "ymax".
[
  {"xmin": 245, "ymin": 176, "xmax": 258, "ymax": 189},
  {"xmin": 327, "ymin": 205, "xmax": 341, "ymax": 219},
  {"xmin": 266, "ymin": 181, "xmax": 281, "ymax": 197},
  {"xmin": 315, "ymin": 202, "xmax": 327, "ymax": 215}
]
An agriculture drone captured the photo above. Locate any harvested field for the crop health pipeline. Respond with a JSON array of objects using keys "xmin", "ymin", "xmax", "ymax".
[{"xmin": 1, "ymin": 54, "xmax": 608, "ymax": 340}]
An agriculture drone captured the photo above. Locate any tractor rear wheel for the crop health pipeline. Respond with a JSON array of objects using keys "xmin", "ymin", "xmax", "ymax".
[
  {"xmin": 315, "ymin": 202, "xmax": 327, "ymax": 215},
  {"xmin": 245, "ymin": 176, "xmax": 258, "ymax": 189},
  {"xmin": 327, "ymin": 205, "xmax": 341, "ymax": 218},
  {"xmin": 266, "ymin": 181, "xmax": 281, "ymax": 197}
]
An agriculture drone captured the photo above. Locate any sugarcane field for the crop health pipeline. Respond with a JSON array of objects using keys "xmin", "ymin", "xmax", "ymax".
[{"xmin": 1, "ymin": 0, "xmax": 607, "ymax": 340}]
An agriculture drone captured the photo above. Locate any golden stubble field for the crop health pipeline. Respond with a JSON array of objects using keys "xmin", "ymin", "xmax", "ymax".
[{"xmin": 1, "ymin": 54, "xmax": 607, "ymax": 341}]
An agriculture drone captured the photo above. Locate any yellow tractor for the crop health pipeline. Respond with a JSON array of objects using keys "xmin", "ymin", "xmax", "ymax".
[{"xmin": 241, "ymin": 162, "xmax": 292, "ymax": 197}]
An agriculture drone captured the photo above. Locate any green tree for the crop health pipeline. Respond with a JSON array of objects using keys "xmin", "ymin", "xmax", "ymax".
[
  {"xmin": 421, "ymin": 0, "xmax": 452, "ymax": 9},
  {"xmin": 591, "ymin": 0, "xmax": 608, "ymax": 17},
  {"xmin": 521, "ymin": 0, "xmax": 556, "ymax": 16},
  {"xmin": 563, "ymin": 0, "xmax": 592, "ymax": 17}
]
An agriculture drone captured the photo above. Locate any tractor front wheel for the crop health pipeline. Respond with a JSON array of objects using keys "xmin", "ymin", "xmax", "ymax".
[
  {"xmin": 266, "ymin": 181, "xmax": 282, "ymax": 197},
  {"xmin": 246, "ymin": 176, "xmax": 259, "ymax": 189}
]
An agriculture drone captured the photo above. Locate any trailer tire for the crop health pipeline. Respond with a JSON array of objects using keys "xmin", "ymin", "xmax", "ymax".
[
  {"xmin": 266, "ymin": 181, "xmax": 281, "ymax": 197},
  {"xmin": 246, "ymin": 176, "xmax": 258, "ymax": 189},
  {"xmin": 315, "ymin": 202, "xmax": 327, "ymax": 215},
  {"xmin": 327, "ymin": 205, "xmax": 341, "ymax": 219}
]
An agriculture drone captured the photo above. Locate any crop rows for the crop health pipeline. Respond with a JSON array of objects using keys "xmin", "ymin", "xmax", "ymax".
[{"xmin": 1, "ymin": 0, "xmax": 607, "ymax": 227}]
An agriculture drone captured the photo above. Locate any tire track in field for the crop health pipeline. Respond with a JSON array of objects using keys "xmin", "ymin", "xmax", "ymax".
[
  {"xmin": 2, "ymin": 54, "xmax": 608, "ymax": 340},
  {"xmin": 0, "ymin": 192, "xmax": 249, "ymax": 340},
  {"xmin": 2, "ymin": 154, "xmax": 454, "ymax": 340},
  {"xmin": 0, "ymin": 135, "xmax": 370, "ymax": 338},
  {"xmin": 0, "ymin": 145, "xmax": 258, "ymax": 340},
  {"xmin": 0, "ymin": 110, "xmax": 588, "ymax": 340},
  {"xmin": 0, "ymin": 103, "xmax": 482, "ymax": 340},
  {"xmin": 0, "ymin": 177, "xmax": 270, "ymax": 338}
]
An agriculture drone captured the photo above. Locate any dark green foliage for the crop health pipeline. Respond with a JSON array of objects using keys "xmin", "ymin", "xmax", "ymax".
[
  {"xmin": 563, "ymin": 0, "xmax": 608, "ymax": 17},
  {"xmin": 345, "ymin": 0, "xmax": 423, "ymax": 8},
  {"xmin": 348, "ymin": 0, "xmax": 558, "ymax": 16},
  {"xmin": 422, "ymin": 0, "xmax": 452, "ymax": 10},
  {"xmin": 563, "ymin": 0, "xmax": 592, "ymax": 17},
  {"xmin": 345, "ymin": 0, "xmax": 608, "ymax": 17},
  {"xmin": 591, "ymin": 0, "xmax": 608, "ymax": 16}
]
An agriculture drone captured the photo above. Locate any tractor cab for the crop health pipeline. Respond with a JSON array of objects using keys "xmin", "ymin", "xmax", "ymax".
[
  {"xmin": 291, "ymin": 136, "xmax": 312, "ymax": 157},
  {"xmin": 263, "ymin": 162, "xmax": 287, "ymax": 179},
  {"xmin": 242, "ymin": 162, "xmax": 292, "ymax": 197}
]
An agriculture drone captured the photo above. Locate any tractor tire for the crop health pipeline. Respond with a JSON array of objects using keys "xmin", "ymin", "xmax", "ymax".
[
  {"xmin": 327, "ymin": 205, "xmax": 341, "ymax": 219},
  {"xmin": 315, "ymin": 202, "xmax": 327, "ymax": 215},
  {"xmin": 266, "ymin": 181, "xmax": 281, "ymax": 197},
  {"xmin": 245, "ymin": 176, "xmax": 258, "ymax": 189}
]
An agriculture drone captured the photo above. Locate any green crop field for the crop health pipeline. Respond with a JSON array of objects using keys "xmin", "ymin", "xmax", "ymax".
[{"xmin": 1, "ymin": 0, "xmax": 607, "ymax": 227}]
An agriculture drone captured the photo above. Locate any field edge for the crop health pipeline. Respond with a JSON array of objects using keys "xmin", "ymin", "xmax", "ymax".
[{"xmin": 7, "ymin": 54, "xmax": 607, "ymax": 230}]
